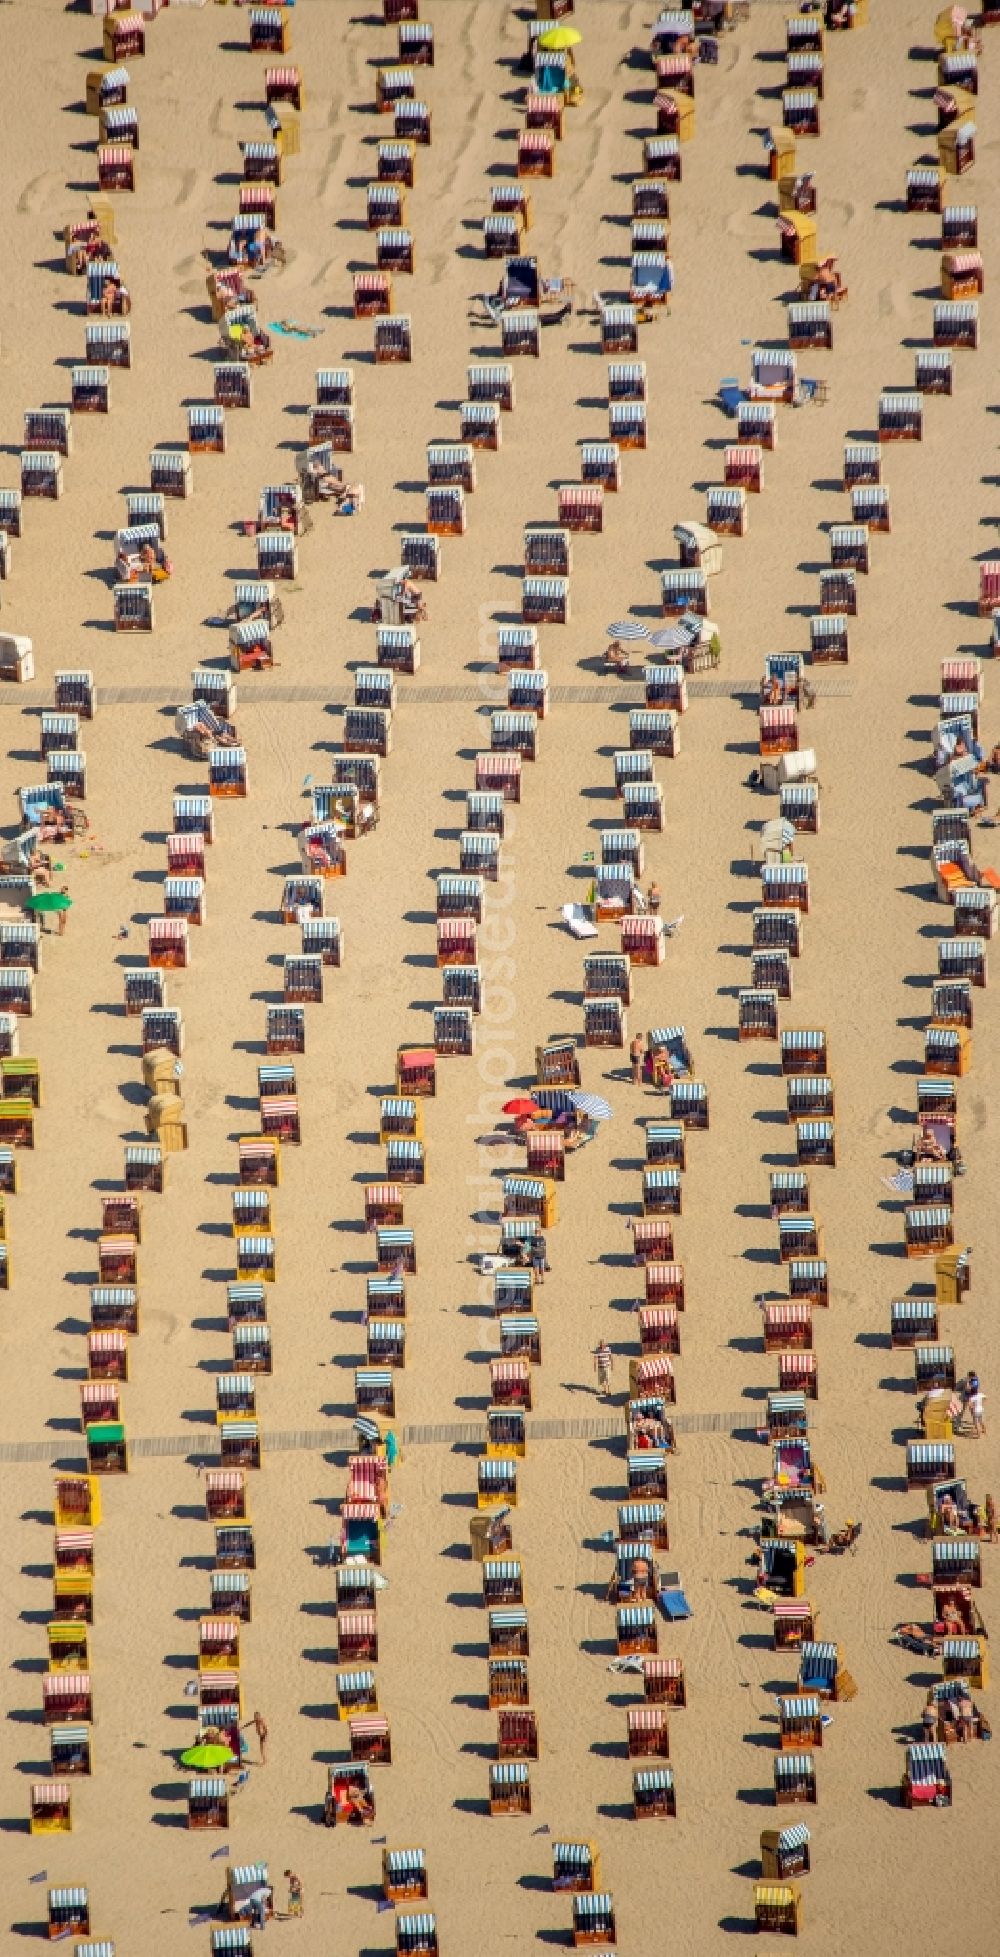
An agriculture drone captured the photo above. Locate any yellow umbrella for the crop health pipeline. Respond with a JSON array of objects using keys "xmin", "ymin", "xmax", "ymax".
[{"xmin": 538, "ymin": 25, "xmax": 582, "ymax": 49}]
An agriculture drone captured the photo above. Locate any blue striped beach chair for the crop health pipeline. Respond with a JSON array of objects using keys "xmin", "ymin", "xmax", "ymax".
[
  {"xmin": 383, "ymin": 1848, "xmax": 428, "ymax": 1904},
  {"xmin": 489, "ymin": 1760, "xmax": 530, "ymax": 1814}
]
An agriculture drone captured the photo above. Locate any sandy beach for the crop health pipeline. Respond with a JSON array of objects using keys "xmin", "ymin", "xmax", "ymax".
[{"xmin": 0, "ymin": 0, "xmax": 998, "ymax": 1948}]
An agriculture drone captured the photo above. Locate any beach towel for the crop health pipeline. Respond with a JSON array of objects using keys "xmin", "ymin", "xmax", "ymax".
[
  {"xmin": 882, "ymin": 1169, "xmax": 914, "ymax": 1196},
  {"xmin": 268, "ymin": 321, "xmax": 323, "ymax": 339}
]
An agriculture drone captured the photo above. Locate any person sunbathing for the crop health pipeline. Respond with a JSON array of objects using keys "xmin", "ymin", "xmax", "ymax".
[
  {"xmin": 650, "ymin": 1048, "xmax": 673, "ymax": 1092},
  {"xmin": 139, "ymin": 543, "xmax": 173, "ymax": 582},
  {"xmin": 894, "ymin": 1623, "xmax": 938, "ymax": 1657}
]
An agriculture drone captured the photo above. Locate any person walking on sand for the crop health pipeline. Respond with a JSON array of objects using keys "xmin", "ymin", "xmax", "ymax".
[
  {"xmin": 594, "ymin": 1339, "xmax": 614, "ymax": 1398},
  {"xmin": 969, "ymin": 1383, "xmax": 986, "ymax": 1438},
  {"xmin": 284, "ymin": 1870, "xmax": 303, "ymax": 1919},
  {"xmin": 245, "ymin": 1708, "xmax": 268, "ymax": 1765},
  {"xmin": 629, "ymin": 1032, "xmax": 644, "ymax": 1087},
  {"xmin": 647, "ymin": 880, "xmax": 661, "ymax": 916}
]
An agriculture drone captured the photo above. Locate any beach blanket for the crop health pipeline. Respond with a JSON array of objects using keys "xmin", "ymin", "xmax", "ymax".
[
  {"xmin": 268, "ymin": 321, "xmax": 323, "ymax": 339},
  {"xmin": 882, "ymin": 1169, "xmax": 914, "ymax": 1196}
]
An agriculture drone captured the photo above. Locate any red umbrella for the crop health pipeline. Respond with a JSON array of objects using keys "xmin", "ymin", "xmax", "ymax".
[{"xmin": 502, "ymin": 1098, "xmax": 540, "ymax": 1117}]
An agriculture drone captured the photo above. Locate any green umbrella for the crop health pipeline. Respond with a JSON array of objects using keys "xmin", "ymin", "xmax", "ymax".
[
  {"xmin": 179, "ymin": 1742, "xmax": 236, "ymax": 1771},
  {"xmin": 25, "ymin": 891, "xmax": 73, "ymax": 913}
]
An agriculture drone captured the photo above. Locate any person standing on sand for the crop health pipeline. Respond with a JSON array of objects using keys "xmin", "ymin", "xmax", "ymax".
[
  {"xmin": 629, "ymin": 1032, "xmax": 644, "ymax": 1087},
  {"xmin": 57, "ymin": 887, "xmax": 71, "ymax": 937},
  {"xmin": 284, "ymin": 1870, "xmax": 303, "ymax": 1918},
  {"xmin": 594, "ymin": 1340, "xmax": 614, "ymax": 1398},
  {"xmin": 969, "ymin": 1385, "xmax": 986, "ymax": 1438},
  {"xmin": 244, "ymin": 1708, "xmax": 268, "ymax": 1765}
]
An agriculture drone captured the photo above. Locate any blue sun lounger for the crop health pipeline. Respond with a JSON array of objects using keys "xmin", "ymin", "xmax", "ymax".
[{"xmin": 658, "ymin": 1573, "xmax": 692, "ymax": 1620}]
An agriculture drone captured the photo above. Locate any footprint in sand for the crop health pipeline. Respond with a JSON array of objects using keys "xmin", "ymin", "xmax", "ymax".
[
  {"xmin": 877, "ymin": 283, "xmax": 912, "ymax": 321},
  {"xmin": 17, "ymin": 172, "xmax": 63, "ymax": 216}
]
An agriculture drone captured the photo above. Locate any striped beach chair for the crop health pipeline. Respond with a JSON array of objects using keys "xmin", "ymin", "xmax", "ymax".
[
  {"xmin": 383, "ymin": 1848, "xmax": 428, "ymax": 1904},
  {"xmin": 489, "ymin": 1760, "xmax": 530, "ymax": 1813},
  {"xmin": 901, "ymin": 1742, "xmax": 951, "ymax": 1807},
  {"xmin": 633, "ymin": 1765, "xmax": 675, "ymax": 1819},
  {"xmin": 878, "ymin": 391, "xmax": 923, "ymax": 441},
  {"xmin": 773, "ymin": 1751, "xmax": 816, "ymax": 1804}
]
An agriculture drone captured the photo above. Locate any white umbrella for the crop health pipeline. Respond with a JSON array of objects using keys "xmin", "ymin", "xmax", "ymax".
[{"xmin": 571, "ymin": 1092, "xmax": 613, "ymax": 1121}]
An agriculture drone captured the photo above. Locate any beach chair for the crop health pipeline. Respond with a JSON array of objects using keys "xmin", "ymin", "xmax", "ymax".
[
  {"xmin": 778, "ymin": 211, "xmax": 816, "ymax": 266},
  {"xmin": 97, "ymin": 143, "xmax": 136, "ymax": 192},
  {"xmin": 47, "ymin": 1888, "xmax": 90, "ymax": 1940},
  {"xmin": 383, "ymin": 1850, "xmax": 428, "ymax": 1905},
  {"xmin": 150, "ymin": 449, "xmax": 191, "ymax": 498},
  {"xmin": 377, "ymin": 134, "xmax": 417, "ymax": 189},
  {"xmin": 627, "ymin": 1704, "xmax": 669, "ymax": 1763},
  {"xmin": 370, "ymin": 183, "xmax": 407, "ymax": 236},
  {"xmin": 905, "ymin": 1206, "xmax": 954, "ymax": 1259},
  {"xmin": 787, "ymin": 1258, "xmax": 828, "ymax": 1309},
  {"xmin": 572, "ymin": 1896, "xmax": 616, "ymax": 1947},
  {"xmin": 20, "ymin": 451, "xmax": 63, "ymax": 500},
  {"xmin": 783, "ymin": 87, "xmax": 819, "ymax": 135},
  {"xmin": 763, "ymin": 125, "xmax": 797, "ymax": 182},
  {"xmin": 48, "ymin": 1722, "xmax": 92, "ymax": 1777},
  {"xmin": 754, "ymin": 1885, "xmax": 803, "ymax": 1936},
  {"xmin": 901, "ymin": 1743, "xmax": 952, "ymax": 1808},
  {"xmin": 941, "ymin": 248, "xmax": 984, "ymax": 298},
  {"xmin": 370, "ymin": 315, "xmax": 410, "ymax": 363},
  {"xmin": 376, "ymin": 63, "xmax": 415, "ymax": 113},
  {"xmin": 773, "ymin": 1751, "xmax": 816, "ymax": 1806},
  {"xmin": 939, "ymin": 118, "xmax": 976, "ymax": 176},
  {"xmin": 705, "ymin": 484, "xmax": 747, "ymax": 536},
  {"xmin": 751, "ymin": 347, "xmax": 799, "ymax": 405},
  {"xmin": 735, "ymin": 986, "xmax": 782, "ymax": 1048},
  {"xmin": 595, "ymin": 301, "xmax": 639, "ymax": 356},
  {"xmin": 518, "ymin": 128, "xmax": 554, "ymax": 178},
  {"xmin": 878, "ymin": 391, "xmax": 922, "ymax": 442},
  {"xmin": 395, "ymin": 99, "xmax": 431, "ymax": 146},
  {"xmin": 631, "ymin": 1766, "xmax": 676, "ymax": 1821},
  {"xmin": 933, "ymin": 300, "xmax": 979, "ymax": 349},
  {"xmin": 941, "ymin": 202, "xmax": 977, "ymax": 254},
  {"xmin": 489, "ymin": 1761, "xmax": 530, "ymax": 1816},
  {"xmin": 479, "ymin": 1454, "xmax": 518, "ymax": 1511},
  {"xmin": 249, "ymin": 6, "xmax": 288, "ymax": 52}
]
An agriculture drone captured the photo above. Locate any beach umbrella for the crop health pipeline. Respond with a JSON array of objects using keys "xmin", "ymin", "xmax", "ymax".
[
  {"xmin": 571, "ymin": 1092, "xmax": 613, "ymax": 1122},
  {"xmin": 538, "ymin": 25, "xmax": 582, "ymax": 48},
  {"xmin": 502, "ymin": 1098, "xmax": 540, "ymax": 1117},
  {"xmin": 647, "ymin": 626, "xmax": 688, "ymax": 653},
  {"xmin": 24, "ymin": 890, "xmax": 72, "ymax": 913},
  {"xmin": 606, "ymin": 620, "xmax": 650, "ymax": 641},
  {"xmin": 179, "ymin": 1742, "xmax": 236, "ymax": 1771}
]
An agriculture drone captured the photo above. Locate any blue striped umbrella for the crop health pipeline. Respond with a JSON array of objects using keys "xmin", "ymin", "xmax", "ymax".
[
  {"xmin": 571, "ymin": 1092, "xmax": 613, "ymax": 1121},
  {"xmin": 606, "ymin": 620, "xmax": 650, "ymax": 640}
]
